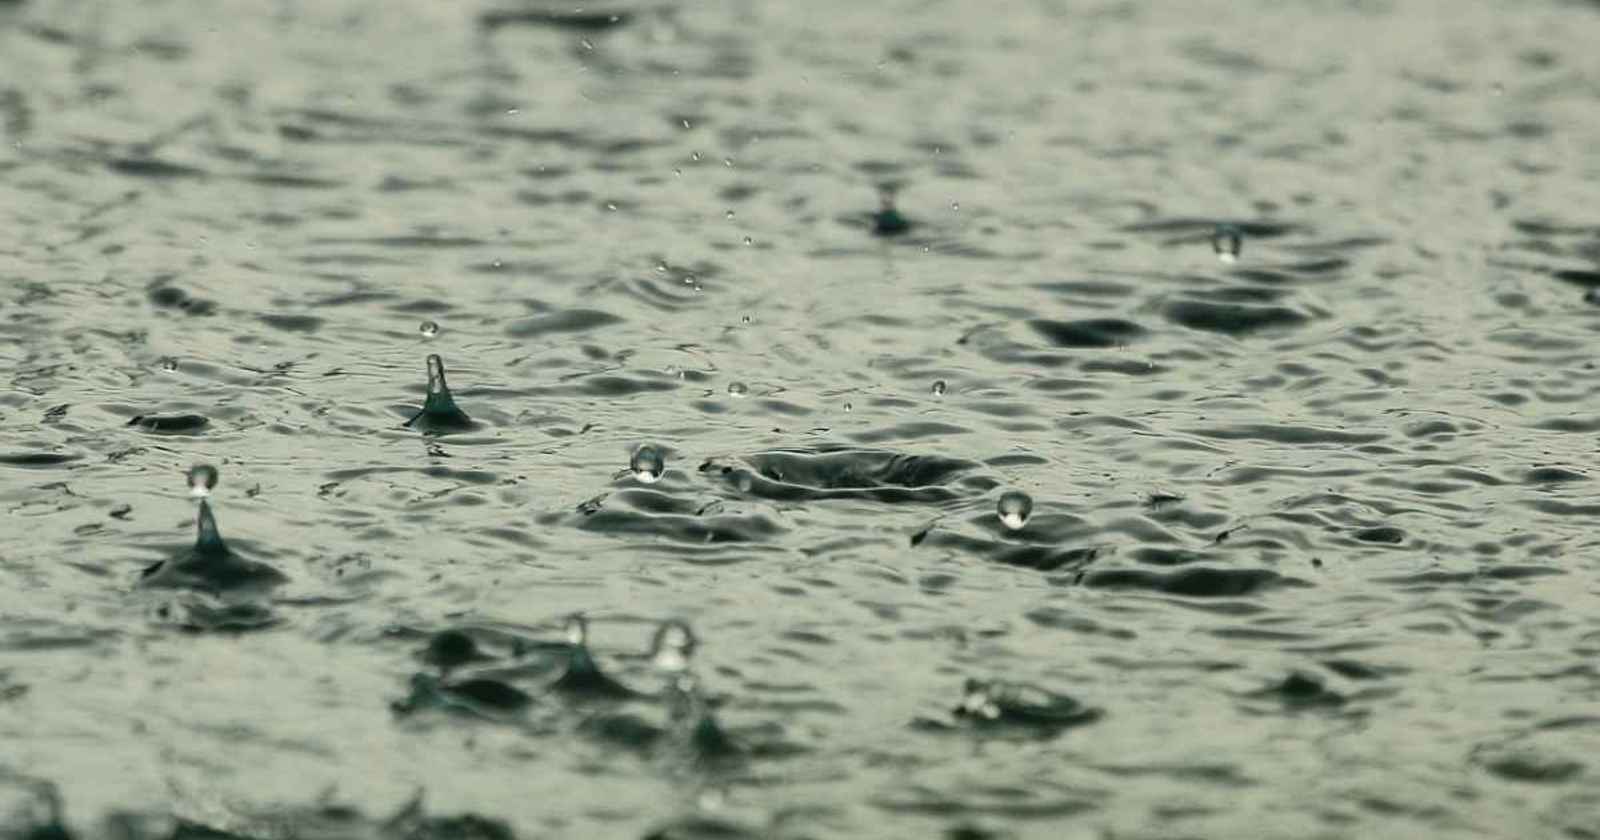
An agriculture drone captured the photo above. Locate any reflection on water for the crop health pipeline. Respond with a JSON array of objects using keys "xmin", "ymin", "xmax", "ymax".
[{"xmin": 4, "ymin": 0, "xmax": 1600, "ymax": 836}]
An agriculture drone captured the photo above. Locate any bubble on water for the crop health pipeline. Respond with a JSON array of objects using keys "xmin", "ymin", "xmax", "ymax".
[
  {"xmin": 997, "ymin": 490, "xmax": 1033, "ymax": 531},
  {"xmin": 419, "ymin": 320, "xmax": 439, "ymax": 338},
  {"xmin": 159, "ymin": 357, "xmax": 179, "ymax": 372},
  {"xmin": 931, "ymin": 380, "xmax": 947, "ymax": 397},
  {"xmin": 186, "ymin": 463, "xmax": 219, "ymax": 498},
  {"xmin": 651, "ymin": 620, "xmax": 697, "ymax": 673},
  {"xmin": 630, "ymin": 444, "xmax": 666, "ymax": 484},
  {"xmin": 727, "ymin": 381, "xmax": 749, "ymax": 398},
  {"xmin": 1212, "ymin": 224, "xmax": 1243, "ymax": 263}
]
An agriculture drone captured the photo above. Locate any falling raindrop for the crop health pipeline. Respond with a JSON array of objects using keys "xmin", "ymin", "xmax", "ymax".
[
  {"xmin": 951, "ymin": 201, "xmax": 960, "ymax": 211},
  {"xmin": 419, "ymin": 320, "xmax": 439, "ymax": 338},
  {"xmin": 159, "ymin": 357, "xmax": 179, "ymax": 372},
  {"xmin": 727, "ymin": 381, "xmax": 749, "ymax": 398},
  {"xmin": 630, "ymin": 444, "xmax": 666, "ymax": 484},
  {"xmin": 724, "ymin": 210, "xmax": 735, "ymax": 220},
  {"xmin": 741, "ymin": 315, "xmax": 752, "ymax": 324},
  {"xmin": 1212, "ymin": 224, "xmax": 1243, "ymax": 263},
  {"xmin": 931, "ymin": 380, "xmax": 947, "ymax": 397},
  {"xmin": 843, "ymin": 402, "xmax": 853, "ymax": 413},
  {"xmin": 997, "ymin": 490, "xmax": 1033, "ymax": 531},
  {"xmin": 186, "ymin": 463, "xmax": 219, "ymax": 498},
  {"xmin": 743, "ymin": 236, "xmax": 753, "ymax": 246}
]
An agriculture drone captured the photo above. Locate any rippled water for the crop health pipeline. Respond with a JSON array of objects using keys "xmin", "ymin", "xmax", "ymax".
[{"xmin": 5, "ymin": 0, "xmax": 1600, "ymax": 837}]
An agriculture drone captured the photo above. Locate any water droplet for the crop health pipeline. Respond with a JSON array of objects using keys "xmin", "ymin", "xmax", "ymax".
[
  {"xmin": 159, "ymin": 357, "xmax": 179, "ymax": 372},
  {"xmin": 187, "ymin": 463, "xmax": 219, "ymax": 498},
  {"xmin": 931, "ymin": 380, "xmax": 947, "ymax": 397},
  {"xmin": 606, "ymin": 202, "xmax": 618, "ymax": 212},
  {"xmin": 727, "ymin": 381, "xmax": 749, "ymax": 398},
  {"xmin": 1212, "ymin": 224, "xmax": 1243, "ymax": 263},
  {"xmin": 656, "ymin": 262, "xmax": 668, "ymax": 273},
  {"xmin": 491, "ymin": 259, "xmax": 504, "ymax": 269},
  {"xmin": 419, "ymin": 320, "xmax": 439, "ymax": 338},
  {"xmin": 1491, "ymin": 82, "xmax": 1505, "ymax": 96},
  {"xmin": 843, "ymin": 402, "xmax": 853, "ymax": 412},
  {"xmin": 505, "ymin": 108, "xmax": 520, "ymax": 116},
  {"xmin": 724, "ymin": 210, "xmax": 735, "ymax": 220},
  {"xmin": 742, "ymin": 236, "xmax": 753, "ymax": 246},
  {"xmin": 740, "ymin": 315, "xmax": 752, "ymax": 324},
  {"xmin": 580, "ymin": 38, "xmax": 594, "ymax": 51},
  {"xmin": 722, "ymin": 158, "xmax": 734, "ymax": 167},
  {"xmin": 997, "ymin": 490, "xmax": 1033, "ymax": 531},
  {"xmin": 564, "ymin": 613, "xmax": 589, "ymax": 646},
  {"xmin": 651, "ymin": 620, "xmax": 697, "ymax": 673},
  {"xmin": 691, "ymin": 151, "xmax": 702, "ymax": 162},
  {"xmin": 951, "ymin": 202, "xmax": 960, "ymax": 211},
  {"xmin": 630, "ymin": 444, "xmax": 666, "ymax": 484},
  {"xmin": 673, "ymin": 168, "xmax": 683, "ymax": 177},
  {"xmin": 681, "ymin": 118, "xmax": 691, "ymax": 129}
]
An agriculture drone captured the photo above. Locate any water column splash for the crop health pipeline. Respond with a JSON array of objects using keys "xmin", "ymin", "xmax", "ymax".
[{"xmin": 404, "ymin": 354, "xmax": 475, "ymax": 433}]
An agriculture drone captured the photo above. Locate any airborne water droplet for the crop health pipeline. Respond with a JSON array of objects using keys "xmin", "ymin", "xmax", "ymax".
[
  {"xmin": 742, "ymin": 236, "xmax": 753, "ymax": 246},
  {"xmin": 724, "ymin": 210, "xmax": 735, "ymax": 220},
  {"xmin": 630, "ymin": 444, "xmax": 666, "ymax": 484},
  {"xmin": 651, "ymin": 620, "xmax": 697, "ymax": 674},
  {"xmin": 187, "ymin": 463, "xmax": 219, "ymax": 498},
  {"xmin": 727, "ymin": 381, "xmax": 749, "ymax": 398},
  {"xmin": 931, "ymin": 380, "xmax": 947, "ymax": 397},
  {"xmin": 160, "ymin": 357, "xmax": 179, "ymax": 372},
  {"xmin": 997, "ymin": 490, "xmax": 1033, "ymax": 531},
  {"xmin": 419, "ymin": 320, "xmax": 439, "ymax": 338},
  {"xmin": 1212, "ymin": 224, "xmax": 1243, "ymax": 263}
]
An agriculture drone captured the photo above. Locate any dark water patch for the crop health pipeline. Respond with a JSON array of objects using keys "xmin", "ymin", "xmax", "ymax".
[
  {"xmin": 241, "ymin": 172, "xmax": 341, "ymax": 190},
  {"xmin": 0, "ymin": 451, "xmax": 80, "ymax": 468},
  {"xmin": 258, "ymin": 313, "xmax": 324, "ymax": 334},
  {"xmin": 572, "ymin": 506, "xmax": 785, "ymax": 545},
  {"xmin": 126, "ymin": 414, "xmax": 209, "ymax": 434},
  {"xmin": 312, "ymin": 234, "xmax": 488, "ymax": 249},
  {"xmin": 391, "ymin": 673, "xmax": 534, "ymax": 721},
  {"xmin": 505, "ymin": 309, "xmax": 624, "ymax": 338},
  {"xmin": 1083, "ymin": 566, "xmax": 1309, "ymax": 597},
  {"xmin": 107, "ymin": 157, "xmax": 206, "ymax": 179},
  {"xmin": 145, "ymin": 281, "xmax": 216, "ymax": 316},
  {"xmin": 1163, "ymin": 298, "xmax": 1310, "ymax": 335},
  {"xmin": 1182, "ymin": 424, "xmax": 1384, "ymax": 445},
  {"xmin": 850, "ymin": 422, "xmax": 972, "ymax": 444},
  {"xmin": 1523, "ymin": 466, "xmax": 1587, "ymax": 484},
  {"xmin": 1036, "ymin": 280, "xmax": 1136, "ymax": 299},
  {"xmin": 1245, "ymin": 671, "xmax": 1346, "ymax": 709},
  {"xmin": 1352, "ymin": 526, "xmax": 1406, "ymax": 545},
  {"xmin": 1473, "ymin": 749, "xmax": 1584, "ymax": 784},
  {"xmin": 1120, "ymin": 218, "xmax": 1301, "ymax": 239},
  {"xmin": 1551, "ymin": 268, "xmax": 1600, "ymax": 287},
  {"xmin": 1533, "ymin": 416, "xmax": 1600, "ymax": 433},
  {"xmin": 1028, "ymin": 318, "xmax": 1146, "ymax": 348}
]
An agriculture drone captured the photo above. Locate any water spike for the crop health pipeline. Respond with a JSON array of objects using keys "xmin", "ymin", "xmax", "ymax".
[
  {"xmin": 406, "ymin": 354, "xmax": 474, "ymax": 432},
  {"xmin": 564, "ymin": 612, "xmax": 589, "ymax": 647},
  {"xmin": 193, "ymin": 499, "xmax": 229, "ymax": 558}
]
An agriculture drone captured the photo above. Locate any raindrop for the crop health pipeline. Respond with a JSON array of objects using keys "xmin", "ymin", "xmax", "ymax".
[
  {"xmin": 727, "ymin": 381, "xmax": 749, "ymax": 398},
  {"xmin": 565, "ymin": 613, "xmax": 589, "ymax": 646},
  {"xmin": 505, "ymin": 108, "xmax": 520, "ymax": 116},
  {"xmin": 724, "ymin": 210, "xmax": 735, "ymax": 220},
  {"xmin": 630, "ymin": 444, "xmax": 666, "ymax": 484},
  {"xmin": 673, "ymin": 168, "xmax": 683, "ymax": 177},
  {"xmin": 742, "ymin": 236, "xmax": 753, "ymax": 246},
  {"xmin": 606, "ymin": 202, "xmax": 618, "ymax": 211},
  {"xmin": 691, "ymin": 151, "xmax": 702, "ymax": 162},
  {"xmin": 580, "ymin": 38, "xmax": 594, "ymax": 50},
  {"xmin": 159, "ymin": 357, "xmax": 179, "ymax": 372},
  {"xmin": 681, "ymin": 119, "xmax": 691, "ymax": 129},
  {"xmin": 419, "ymin": 320, "xmax": 439, "ymax": 338},
  {"xmin": 950, "ymin": 201, "xmax": 960, "ymax": 211},
  {"xmin": 651, "ymin": 620, "xmax": 697, "ymax": 673},
  {"xmin": 997, "ymin": 490, "xmax": 1033, "ymax": 531},
  {"xmin": 1212, "ymin": 224, "xmax": 1243, "ymax": 263},
  {"xmin": 843, "ymin": 402, "xmax": 853, "ymax": 412},
  {"xmin": 186, "ymin": 463, "xmax": 219, "ymax": 498},
  {"xmin": 931, "ymin": 380, "xmax": 947, "ymax": 397},
  {"xmin": 722, "ymin": 158, "xmax": 734, "ymax": 168},
  {"xmin": 656, "ymin": 262, "xmax": 668, "ymax": 273},
  {"xmin": 740, "ymin": 315, "xmax": 752, "ymax": 324}
]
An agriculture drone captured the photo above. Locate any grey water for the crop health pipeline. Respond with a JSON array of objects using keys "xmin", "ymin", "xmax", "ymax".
[{"xmin": 3, "ymin": 0, "xmax": 1600, "ymax": 837}]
